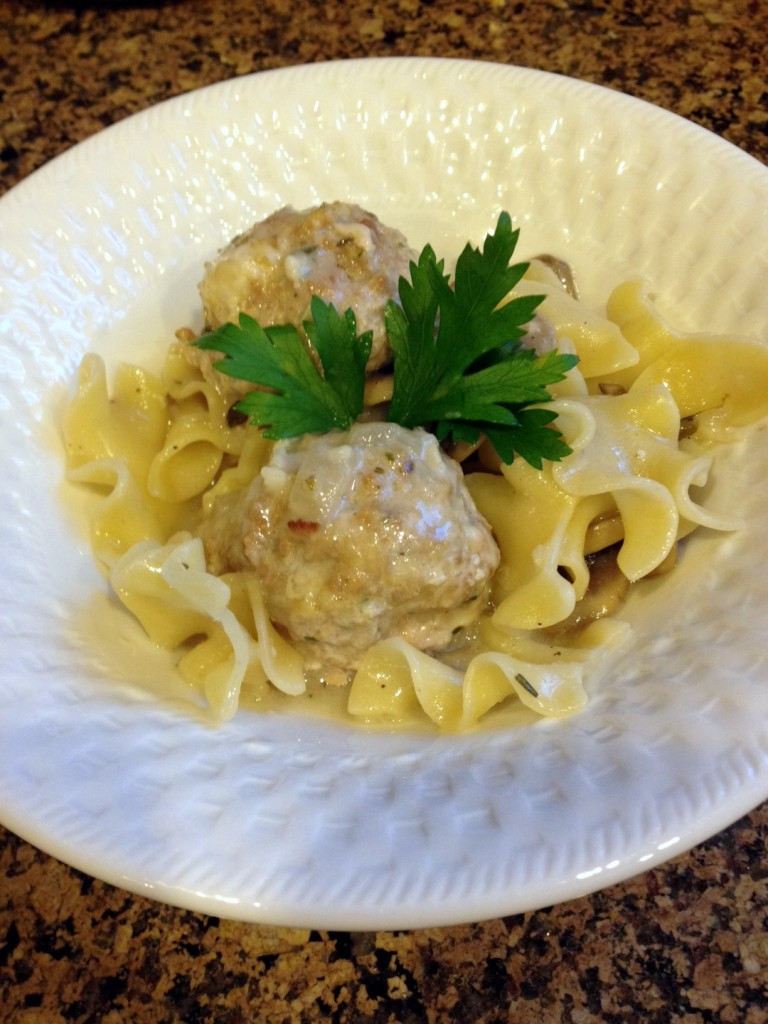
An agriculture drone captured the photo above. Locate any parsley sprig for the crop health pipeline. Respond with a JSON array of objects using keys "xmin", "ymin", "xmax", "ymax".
[
  {"xmin": 195, "ymin": 212, "xmax": 578, "ymax": 467},
  {"xmin": 196, "ymin": 297, "xmax": 372, "ymax": 439},
  {"xmin": 385, "ymin": 212, "xmax": 577, "ymax": 467}
]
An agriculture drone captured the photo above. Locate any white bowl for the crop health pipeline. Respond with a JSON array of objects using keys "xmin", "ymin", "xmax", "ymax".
[{"xmin": 1, "ymin": 57, "xmax": 767, "ymax": 929}]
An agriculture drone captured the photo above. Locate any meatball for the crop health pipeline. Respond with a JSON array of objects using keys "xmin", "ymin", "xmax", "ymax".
[
  {"xmin": 198, "ymin": 422, "xmax": 500, "ymax": 679},
  {"xmin": 187, "ymin": 202, "xmax": 416, "ymax": 400}
]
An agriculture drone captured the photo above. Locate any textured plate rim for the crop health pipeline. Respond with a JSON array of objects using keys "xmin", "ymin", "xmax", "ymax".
[{"xmin": 1, "ymin": 57, "xmax": 767, "ymax": 930}]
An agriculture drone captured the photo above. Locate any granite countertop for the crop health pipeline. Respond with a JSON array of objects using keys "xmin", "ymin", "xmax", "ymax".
[{"xmin": 1, "ymin": 1, "xmax": 767, "ymax": 1020}]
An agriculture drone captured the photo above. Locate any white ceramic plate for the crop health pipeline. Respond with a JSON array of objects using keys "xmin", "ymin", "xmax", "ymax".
[{"xmin": 1, "ymin": 58, "xmax": 767, "ymax": 930}]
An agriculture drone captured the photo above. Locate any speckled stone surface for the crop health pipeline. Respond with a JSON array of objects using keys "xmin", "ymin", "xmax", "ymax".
[{"xmin": 1, "ymin": 0, "xmax": 767, "ymax": 1020}]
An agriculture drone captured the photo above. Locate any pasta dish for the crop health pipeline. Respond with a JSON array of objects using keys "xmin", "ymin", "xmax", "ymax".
[{"xmin": 62, "ymin": 202, "xmax": 768, "ymax": 731}]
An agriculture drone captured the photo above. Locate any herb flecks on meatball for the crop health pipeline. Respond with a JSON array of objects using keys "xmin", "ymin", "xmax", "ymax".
[
  {"xmin": 186, "ymin": 202, "xmax": 415, "ymax": 401},
  {"xmin": 198, "ymin": 422, "xmax": 500, "ymax": 678}
]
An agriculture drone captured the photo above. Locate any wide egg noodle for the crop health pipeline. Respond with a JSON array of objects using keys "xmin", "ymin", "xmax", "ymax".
[
  {"xmin": 64, "ymin": 346, "xmax": 307, "ymax": 718},
  {"xmin": 147, "ymin": 343, "xmax": 247, "ymax": 503},
  {"xmin": 110, "ymin": 533, "xmax": 250, "ymax": 721},
  {"xmin": 550, "ymin": 387, "xmax": 732, "ymax": 581},
  {"xmin": 514, "ymin": 260, "xmax": 640, "ymax": 379},
  {"xmin": 347, "ymin": 637, "xmax": 463, "ymax": 727},
  {"xmin": 601, "ymin": 279, "xmax": 768, "ymax": 440},
  {"xmin": 175, "ymin": 571, "xmax": 306, "ymax": 705},
  {"xmin": 110, "ymin": 533, "xmax": 307, "ymax": 722},
  {"xmin": 62, "ymin": 354, "xmax": 195, "ymax": 566},
  {"xmin": 238, "ymin": 574, "xmax": 307, "ymax": 697},
  {"xmin": 465, "ymin": 397, "xmax": 612, "ymax": 630},
  {"xmin": 469, "ymin": 616, "xmax": 634, "ymax": 721},
  {"xmin": 462, "ymin": 386, "xmax": 740, "ymax": 643},
  {"xmin": 466, "ymin": 465, "xmax": 592, "ymax": 631},
  {"xmin": 67, "ymin": 458, "xmax": 173, "ymax": 569},
  {"xmin": 346, "ymin": 636, "xmax": 539, "ymax": 732},
  {"xmin": 202, "ymin": 433, "xmax": 274, "ymax": 515},
  {"xmin": 346, "ymin": 618, "xmax": 633, "ymax": 730},
  {"xmin": 64, "ymin": 353, "xmax": 168, "ymax": 477}
]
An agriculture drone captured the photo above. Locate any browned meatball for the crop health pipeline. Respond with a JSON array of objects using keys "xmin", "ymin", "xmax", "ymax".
[
  {"xmin": 187, "ymin": 202, "xmax": 415, "ymax": 400},
  {"xmin": 198, "ymin": 422, "xmax": 500, "ymax": 679}
]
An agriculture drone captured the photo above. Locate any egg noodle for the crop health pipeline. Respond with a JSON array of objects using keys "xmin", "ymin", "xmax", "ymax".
[{"xmin": 63, "ymin": 236, "xmax": 768, "ymax": 731}]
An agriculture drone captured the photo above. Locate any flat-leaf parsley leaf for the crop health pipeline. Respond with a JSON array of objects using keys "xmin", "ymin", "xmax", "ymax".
[
  {"xmin": 195, "ymin": 212, "xmax": 578, "ymax": 467},
  {"xmin": 385, "ymin": 212, "xmax": 578, "ymax": 466},
  {"xmin": 195, "ymin": 295, "xmax": 372, "ymax": 439}
]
